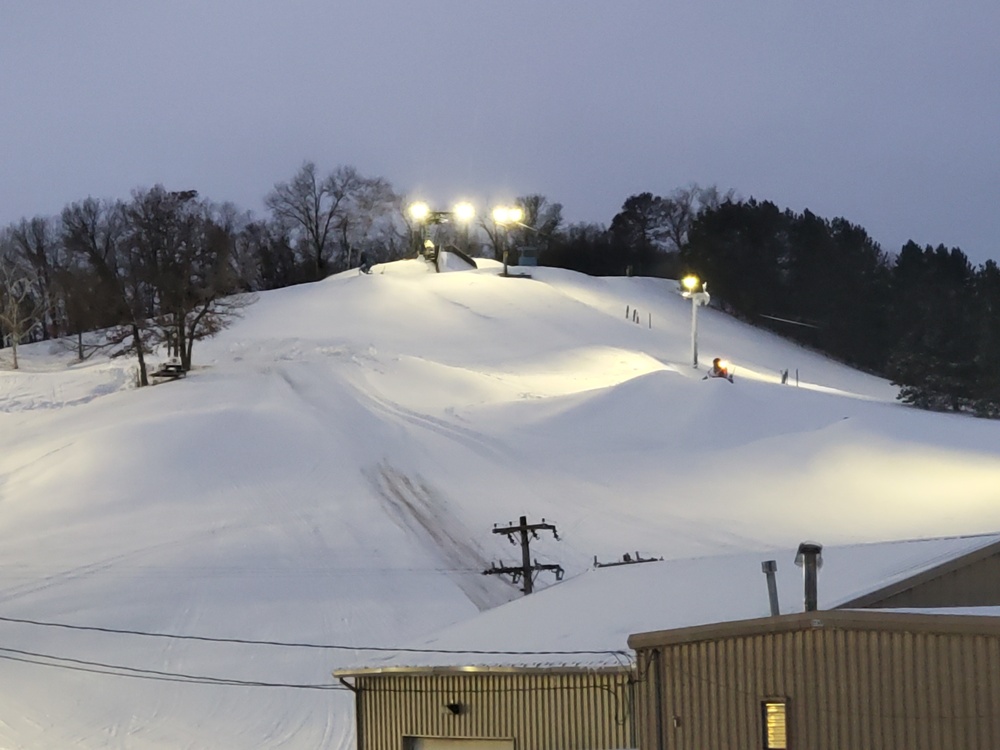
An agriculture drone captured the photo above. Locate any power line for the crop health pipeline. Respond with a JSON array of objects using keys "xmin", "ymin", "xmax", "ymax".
[
  {"xmin": 759, "ymin": 313, "xmax": 821, "ymax": 329},
  {"xmin": 0, "ymin": 565, "xmax": 494, "ymax": 577},
  {"xmin": 0, "ymin": 613, "xmax": 627, "ymax": 658},
  {"xmin": 1, "ymin": 648, "xmax": 635, "ymax": 698},
  {"xmin": 0, "ymin": 648, "xmax": 347, "ymax": 690}
]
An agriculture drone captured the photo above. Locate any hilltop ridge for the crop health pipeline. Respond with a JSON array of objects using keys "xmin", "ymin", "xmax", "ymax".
[{"xmin": 1, "ymin": 259, "xmax": 998, "ymax": 748}]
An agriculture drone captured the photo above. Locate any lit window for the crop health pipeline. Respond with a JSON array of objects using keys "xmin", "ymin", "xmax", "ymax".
[{"xmin": 762, "ymin": 700, "xmax": 788, "ymax": 749}]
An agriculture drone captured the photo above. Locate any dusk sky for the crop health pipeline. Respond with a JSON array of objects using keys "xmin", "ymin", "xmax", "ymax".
[{"xmin": 2, "ymin": 2, "xmax": 998, "ymax": 263}]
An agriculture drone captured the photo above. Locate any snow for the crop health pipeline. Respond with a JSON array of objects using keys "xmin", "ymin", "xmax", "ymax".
[
  {"xmin": 338, "ymin": 532, "xmax": 1000, "ymax": 671},
  {"xmin": 2, "ymin": 258, "xmax": 1000, "ymax": 747}
]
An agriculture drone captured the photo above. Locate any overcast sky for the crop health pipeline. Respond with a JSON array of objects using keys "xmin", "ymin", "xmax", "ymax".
[{"xmin": 2, "ymin": 1, "xmax": 998, "ymax": 263}]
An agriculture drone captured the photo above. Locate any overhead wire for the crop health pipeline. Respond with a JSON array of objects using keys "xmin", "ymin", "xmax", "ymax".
[
  {"xmin": 0, "ymin": 648, "xmax": 347, "ymax": 690},
  {"xmin": 0, "ymin": 613, "xmax": 628, "ymax": 658},
  {"xmin": 0, "ymin": 610, "xmax": 630, "ymax": 693},
  {"xmin": 2, "ymin": 647, "xmax": 636, "ymax": 697}
]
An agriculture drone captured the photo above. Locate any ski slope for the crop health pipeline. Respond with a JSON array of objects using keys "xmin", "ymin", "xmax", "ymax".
[{"xmin": 1, "ymin": 257, "xmax": 999, "ymax": 748}]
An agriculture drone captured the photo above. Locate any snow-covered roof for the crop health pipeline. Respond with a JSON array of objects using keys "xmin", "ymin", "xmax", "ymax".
[{"xmin": 337, "ymin": 532, "xmax": 1000, "ymax": 673}]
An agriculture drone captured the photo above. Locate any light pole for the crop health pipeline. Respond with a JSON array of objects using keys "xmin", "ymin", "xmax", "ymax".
[
  {"xmin": 452, "ymin": 202, "xmax": 475, "ymax": 258},
  {"xmin": 491, "ymin": 205, "xmax": 523, "ymax": 276},
  {"xmin": 681, "ymin": 275, "xmax": 710, "ymax": 368},
  {"xmin": 407, "ymin": 201, "xmax": 433, "ymax": 258},
  {"xmin": 407, "ymin": 200, "xmax": 476, "ymax": 271}
]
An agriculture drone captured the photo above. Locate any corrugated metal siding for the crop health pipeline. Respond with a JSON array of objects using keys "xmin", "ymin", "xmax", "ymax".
[
  {"xmin": 356, "ymin": 671, "xmax": 634, "ymax": 750},
  {"xmin": 636, "ymin": 628, "xmax": 1000, "ymax": 750},
  {"xmin": 867, "ymin": 553, "xmax": 1000, "ymax": 608},
  {"xmin": 632, "ymin": 653, "xmax": 657, "ymax": 750}
]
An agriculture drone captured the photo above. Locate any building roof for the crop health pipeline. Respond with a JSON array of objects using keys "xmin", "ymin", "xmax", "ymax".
[
  {"xmin": 335, "ymin": 532, "xmax": 1000, "ymax": 675},
  {"xmin": 628, "ymin": 607, "xmax": 1000, "ymax": 650}
]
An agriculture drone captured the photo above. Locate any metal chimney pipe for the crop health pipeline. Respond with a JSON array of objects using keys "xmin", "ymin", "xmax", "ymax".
[
  {"xmin": 761, "ymin": 560, "xmax": 780, "ymax": 616},
  {"xmin": 794, "ymin": 542, "xmax": 823, "ymax": 612}
]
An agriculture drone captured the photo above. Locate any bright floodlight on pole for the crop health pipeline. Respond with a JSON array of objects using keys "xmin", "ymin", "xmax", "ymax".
[
  {"xmin": 493, "ymin": 206, "xmax": 523, "ymax": 225},
  {"xmin": 452, "ymin": 202, "xmax": 476, "ymax": 223},
  {"xmin": 408, "ymin": 199, "xmax": 477, "ymax": 269},
  {"xmin": 451, "ymin": 202, "xmax": 476, "ymax": 266},
  {"xmin": 680, "ymin": 274, "xmax": 710, "ymax": 368},
  {"xmin": 407, "ymin": 201, "xmax": 432, "ymax": 259},
  {"xmin": 492, "ymin": 204, "xmax": 523, "ymax": 276},
  {"xmin": 408, "ymin": 201, "xmax": 431, "ymax": 223}
]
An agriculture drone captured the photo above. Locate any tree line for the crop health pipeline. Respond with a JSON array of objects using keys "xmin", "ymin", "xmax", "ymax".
[
  {"xmin": 516, "ymin": 188, "xmax": 1000, "ymax": 418},
  {"xmin": 0, "ymin": 161, "xmax": 574, "ymax": 384},
  {"xmin": 2, "ymin": 188, "xmax": 251, "ymax": 384},
  {"xmin": 2, "ymin": 163, "xmax": 996, "ymax": 415},
  {"xmin": 677, "ymin": 200, "xmax": 1000, "ymax": 417},
  {"xmin": 0, "ymin": 162, "xmax": 403, "ymax": 384}
]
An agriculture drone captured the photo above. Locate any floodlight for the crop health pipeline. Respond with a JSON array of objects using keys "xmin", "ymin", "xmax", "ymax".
[
  {"xmin": 452, "ymin": 202, "xmax": 475, "ymax": 223},
  {"xmin": 408, "ymin": 201, "xmax": 431, "ymax": 223}
]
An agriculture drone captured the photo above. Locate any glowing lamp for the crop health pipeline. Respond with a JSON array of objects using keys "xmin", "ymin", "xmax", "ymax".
[
  {"xmin": 408, "ymin": 201, "xmax": 430, "ymax": 223},
  {"xmin": 452, "ymin": 202, "xmax": 475, "ymax": 223},
  {"xmin": 492, "ymin": 205, "xmax": 524, "ymax": 226}
]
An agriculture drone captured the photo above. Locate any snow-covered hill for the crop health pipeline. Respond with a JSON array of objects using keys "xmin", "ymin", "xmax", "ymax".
[{"xmin": 2, "ymin": 258, "xmax": 999, "ymax": 748}]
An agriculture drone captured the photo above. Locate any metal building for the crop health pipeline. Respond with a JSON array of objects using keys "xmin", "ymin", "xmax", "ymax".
[
  {"xmin": 837, "ymin": 538, "xmax": 1000, "ymax": 608},
  {"xmin": 628, "ymin": 609, "xmax": 1000, "ymax": 750},
  {"xmin": 335, "ymin": 666, "xmax": 635, "ymax": 750},
  {"xmin": 335, "ymin": 533, "xmax": 1000, "ymax": 750}
]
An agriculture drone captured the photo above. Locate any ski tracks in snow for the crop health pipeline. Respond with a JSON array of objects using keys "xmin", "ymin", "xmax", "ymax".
[
  {"xmin": 369, "ymin": 464, "xmax": 517, "ymax": 612},
  {"xmin": 264, "ymin": 357, "xmax": 520, "ymax": 613},
  {"xmin": 356, "ymin": 386, "xmax": 514, "ymax": 463}
]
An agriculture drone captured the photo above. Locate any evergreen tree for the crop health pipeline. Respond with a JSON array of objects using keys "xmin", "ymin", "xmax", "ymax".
[
  {"xmin": 783, "ymin": 212, "xmax": 890, "ymax": 370},
  {"xmin": 970, "ymin": 259, "xmax": 1000, "ymax": 413},
  {"xmin": 886, "ymin": 243, "xmax": 978, "ymax": 411},
  {"xmin": 609, "ymin": 193, "xmax": 673, "ymax": 276},
  {"xmin": 543, "ymin": 223, "xmax": 615, "ymax": 276},
  {"xmin": 682, "ymin": 199, "xmax": 788, "ymax": 319}
]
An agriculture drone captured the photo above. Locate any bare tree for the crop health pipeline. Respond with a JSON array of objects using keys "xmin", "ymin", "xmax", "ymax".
[
  {"xmin": 8, "ymin": 216, "xmax": 61, "ymax": 339},
  {"xmin": 660, "ymin": 184, "xmax": 737, "ymax": 254},
  {"xmin": 62, "ymin": 197, "xmax": 156, "ymax": 385},
  {"xmin": 234, "ymin": 218, "xmax": 302, "ymax": 291},
  {"xmin": 510, "ymin": 194, "xmax": 562, "ymax": 262},
  {"xmin": 52, "ymin": 259, "xmax": 108, "ymax": 360},
  {"xmin": 215, "ymin": 203, "xmax": 263, "ymax": 291},
  {"xmin": 480, "ymin": 215, "xmax": 504, "ymax": 263},
  {"xmin": 334, "ymin": 175, "xmax": 400, "ymax": 269},
  {"xmin": 479, "ymin": 195, "xmax": 563, "ymax": 263},
  {"xmin": 0, "ymin": 253, "xmax": 44, "ymax": 369},
  {"xmin": 174, "ymin": 203, "xmax": 255, "ymax": 368},
  {"xmin": 125, "ymin": 187, "xmax": 253, "ymax": 372},
  {"xmin": 265, "ymin": 162, "xmax": 358, "ymax": 279}
]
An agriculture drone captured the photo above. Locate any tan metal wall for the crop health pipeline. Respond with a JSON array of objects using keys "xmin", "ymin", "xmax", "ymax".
[
  {"xmin": 355, "ymin": 671, "xmax": 634, "ymax": 750},
  {"xmin": 635, "ymin": 627, "xmax": 1000, "ymax": 750}
]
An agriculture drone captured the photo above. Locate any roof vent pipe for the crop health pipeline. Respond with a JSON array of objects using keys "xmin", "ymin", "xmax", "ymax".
[
  {"xmin": 794, "ymin": 541, "xmax": 823, "ymax": 612},
  {"xmin": 761, "ymin": 560, "xmax": 780, "ymax": 616}
]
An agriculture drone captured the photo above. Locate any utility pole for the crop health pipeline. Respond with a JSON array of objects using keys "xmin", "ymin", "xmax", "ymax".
[{"xmin": 483, "ymin": 515, "xmax": 563, "ymax": 595}]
